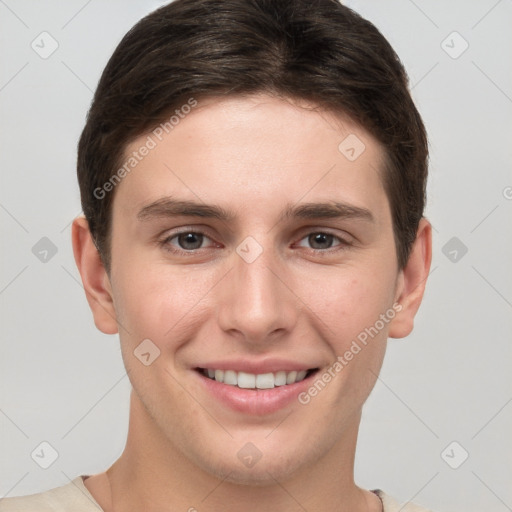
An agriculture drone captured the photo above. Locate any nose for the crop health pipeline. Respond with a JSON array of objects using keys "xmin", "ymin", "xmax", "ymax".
[{"xmin": 216, "ymin": 238, "xmax": 299, "ymax": 346}]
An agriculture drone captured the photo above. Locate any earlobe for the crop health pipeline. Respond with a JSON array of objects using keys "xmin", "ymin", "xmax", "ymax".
[
  {"xmin": 388, "ymin": 218, "xmax": 432, "ymax": 339},
  {"xmin": 71, "ymin": 216, "xmax": 119, "ymax": 335}
]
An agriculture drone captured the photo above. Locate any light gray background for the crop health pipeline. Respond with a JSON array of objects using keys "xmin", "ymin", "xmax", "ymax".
[{"xmin": 1, "ymin": 1, "xmax": 511, "ymax": 511}]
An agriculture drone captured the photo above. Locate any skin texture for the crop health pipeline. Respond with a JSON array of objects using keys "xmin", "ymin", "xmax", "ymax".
[{"xmin": 72, "ymin": 94, "xmax": 432, "ymax": 511}]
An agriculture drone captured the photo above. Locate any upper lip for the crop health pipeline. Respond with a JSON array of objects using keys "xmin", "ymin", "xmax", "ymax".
[{"xmin": 194, "ymin": 358, "xmax": 320, "ymax": 374}]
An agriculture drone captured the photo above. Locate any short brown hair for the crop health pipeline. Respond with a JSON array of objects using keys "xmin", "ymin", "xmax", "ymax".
[{"xmin": 77, "ymin": 0, "xmax": 428, "ymax": 272}]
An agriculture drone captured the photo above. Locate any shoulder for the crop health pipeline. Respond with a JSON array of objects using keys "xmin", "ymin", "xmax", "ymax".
[
  {"xmin": 373, "ymin": 489, "xmax": 434, "ymax": 512},
  {"xmin": 0, "ymin": 476, "xmax": 102, "ymax": 512}
]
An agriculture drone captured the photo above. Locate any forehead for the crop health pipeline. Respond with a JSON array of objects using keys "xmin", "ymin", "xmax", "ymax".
[{"xmin": 113, "ymin": 94, "xmax": 389, "ymax": 225}]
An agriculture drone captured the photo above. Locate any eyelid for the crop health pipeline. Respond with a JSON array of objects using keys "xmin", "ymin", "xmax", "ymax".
[
  {"xmin": 159, "ymin": 227, "xmax": 219, "ymax": 251},
  {"xmin": 294, "ymin": 225, "xmax": 354, "ymax": 244}
]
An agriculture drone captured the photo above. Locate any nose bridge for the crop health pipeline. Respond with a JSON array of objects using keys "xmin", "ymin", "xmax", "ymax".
[{"xmin": 217, "ymin": 235, "xmax": 296, "ymax": 342}]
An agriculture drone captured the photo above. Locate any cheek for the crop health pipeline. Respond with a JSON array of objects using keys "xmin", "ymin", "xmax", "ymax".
[
  {"xmin": 301, "ymin": 263, "xmax": 398, "ymax": 345},
  {"xmin": 111, "ymin": 261, "xmax": 219, "ymax": 348}
]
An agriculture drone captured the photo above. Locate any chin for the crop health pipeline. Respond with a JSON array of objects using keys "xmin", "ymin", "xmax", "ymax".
[
  {"xmin": 193, "ymin": 443, "xmax": 314, "ymax": 487},
  {"xmin": 223, "ymin": 468, "xmax": 283, "ymax": 486}
]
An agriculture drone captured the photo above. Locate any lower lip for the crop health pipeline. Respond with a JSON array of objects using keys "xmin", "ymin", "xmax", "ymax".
[{"xmin": 195, "ymin": 370, "xmax": 317, "ymax": 415}]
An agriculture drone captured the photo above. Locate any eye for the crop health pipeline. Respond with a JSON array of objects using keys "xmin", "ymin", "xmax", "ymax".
[
  {"xmin": 159, "ymin": 229, "xmax": 351, "ymax": 256},
  {"xmin": 161, "ymin": 230, "xmax": 216, "ymax": 253},
  {"xmin": 296, "ymin": 232, "xmax": 350, "ymax": 251}
]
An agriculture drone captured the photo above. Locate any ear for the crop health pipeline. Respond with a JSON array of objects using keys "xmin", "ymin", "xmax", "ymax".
[
  {"xmin": 71, "ymin": 216, "xmax": 118, "ymax": 335},
  {"xmin": 388, "ymin": 218, "xmax": 432, "ymax": 339}
]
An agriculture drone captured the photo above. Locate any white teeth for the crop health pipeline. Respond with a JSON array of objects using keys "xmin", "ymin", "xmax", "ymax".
[
  {"xmin": 274, "ymin": 371, "xmax": 287, "ymax": 386},
  {"xmin": 223, "ymin": 370, "xmax": 237, "ymax": 385},
  {"xmin": 203, "ymin": 368, "xmax": 312, "ymax": 388},
  {"xmin": 256, "ymin": 373, "xmax": 274, "ymax": 389},
  {"xmin": 286, "ymin": 371, "xmax": 297, "ymax": 385},
  {"xmin": 296, "ymin": 370, "xmax": 307, "ymax": 381},
  {"xmin": 237, "ymin": 371, "xmax": 256, "ymax": 389}
]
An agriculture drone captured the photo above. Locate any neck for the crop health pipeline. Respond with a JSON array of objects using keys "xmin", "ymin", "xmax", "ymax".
[{"xmin": 102, "ymin": 390, "xmax": 380, "ymax": 512}]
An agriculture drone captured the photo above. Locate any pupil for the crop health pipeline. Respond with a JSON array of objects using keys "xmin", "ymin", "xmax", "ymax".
[
  {"xmin": 179, "ymin": 233, "xmax": 203, "ymax": 250},
  {"xmin": 310, "ymin": 233, "xmax": 332, "ymax": 249}
]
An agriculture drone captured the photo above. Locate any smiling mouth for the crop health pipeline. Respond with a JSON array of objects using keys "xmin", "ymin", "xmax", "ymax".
[{"xmin": 196, "ymin": 368, "xmax": 319, "ymax": 389}]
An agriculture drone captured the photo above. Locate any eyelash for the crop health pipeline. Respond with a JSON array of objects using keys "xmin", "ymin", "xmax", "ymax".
[{"xmin": 158, "ymin": 228, "xmax": 353, "ymax": 256}]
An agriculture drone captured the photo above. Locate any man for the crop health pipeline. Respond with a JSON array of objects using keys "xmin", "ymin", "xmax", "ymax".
[{"xmin": 0, "ymin": 0, "xmax": 434, "ymax": 510}]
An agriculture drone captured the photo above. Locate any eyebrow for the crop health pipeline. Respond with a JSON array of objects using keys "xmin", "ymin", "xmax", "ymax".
[{"xmin": 137, "ymin": 197, "xmax": 374, "ymax": 224}]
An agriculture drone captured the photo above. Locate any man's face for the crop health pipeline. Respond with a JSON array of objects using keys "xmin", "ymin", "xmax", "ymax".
[{"xmin": 107, "ymin": 95, "xmax": 402, "ymax": 483}]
